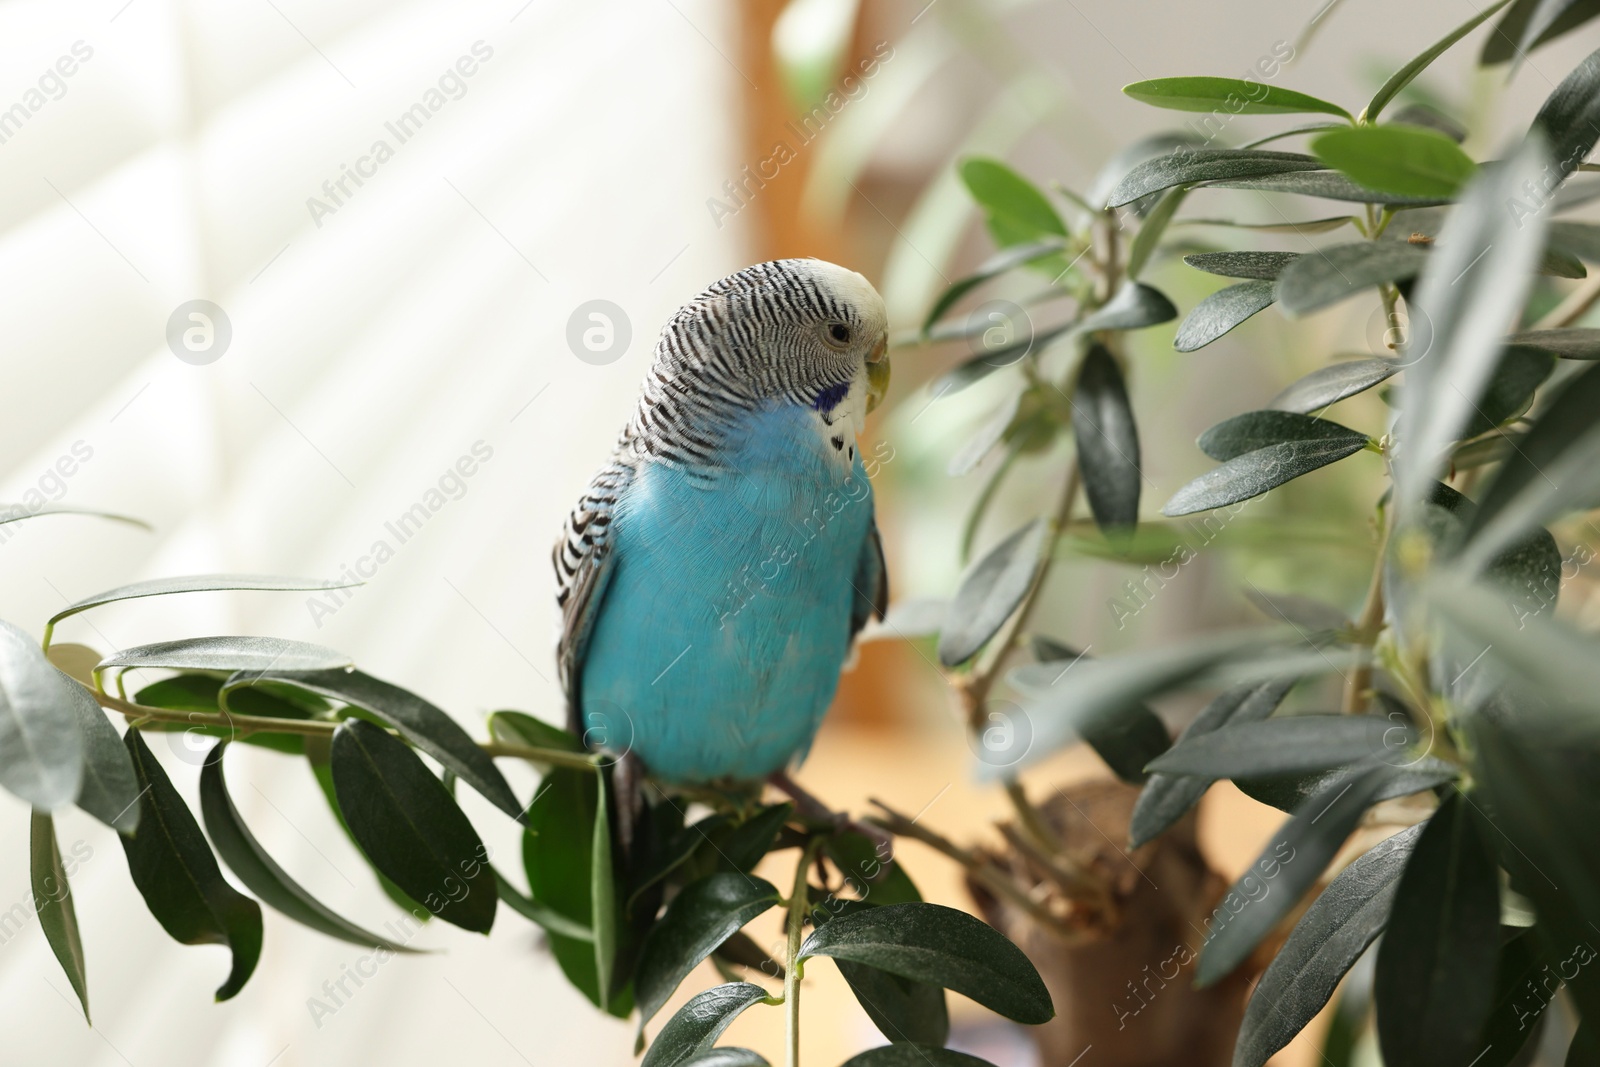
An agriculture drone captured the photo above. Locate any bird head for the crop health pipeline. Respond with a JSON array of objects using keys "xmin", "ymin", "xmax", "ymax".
[{"xmin": 677, "ymin": 258, "xmax": 891, "ymax": 431}]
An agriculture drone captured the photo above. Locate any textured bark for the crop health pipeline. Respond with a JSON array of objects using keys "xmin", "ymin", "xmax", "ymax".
[{"xmin": 970, "ymin": 780, "xmax": 1260, "ymax": 1067}]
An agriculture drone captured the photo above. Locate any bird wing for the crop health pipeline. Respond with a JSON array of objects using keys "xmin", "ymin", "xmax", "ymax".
[
  {"xmin": 553, "ymin": 458, "xmax": 635, "ymax": 737},
  {"xmin": 850, "ymin": 518, "xmax": 889, "ymax": 640}
]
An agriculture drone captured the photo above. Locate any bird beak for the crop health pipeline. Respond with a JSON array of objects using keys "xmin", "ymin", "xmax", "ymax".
[{"xmin": 866, "ymin": 332, "xmax": 889, "ymax": 413}]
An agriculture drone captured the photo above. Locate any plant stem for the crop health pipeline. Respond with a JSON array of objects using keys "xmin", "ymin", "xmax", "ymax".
[
  {"xmin": 1534, "ymin": 270, "xmax": 1600, "ymax": 329},
  {"xmin": 783, "ymin": 836, "xmax": 825, "ymax": 1067},
  {"xmin": 1342, "ymin": 504, "xmax": 1392, "ymax": 714},
  {"xmin": 82, "ymin": 682, "xmax": 598, "ymax": 769}
]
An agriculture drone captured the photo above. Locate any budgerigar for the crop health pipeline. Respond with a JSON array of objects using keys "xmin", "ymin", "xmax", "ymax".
[{"xmin": 554, "ymin": 259, "xmax": 890, "ymax": 785}]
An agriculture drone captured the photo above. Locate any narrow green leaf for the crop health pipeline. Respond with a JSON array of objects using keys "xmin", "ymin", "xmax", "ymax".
[
  {"xmin": 1073, "ymin": 344, "xmax": 1141, "ymax": 532},
  {"xmin": 1031, "ymin": 642, "xmax": 1170, "ymax": 783},
  {"xmin": 823, "ymin": 832, "xmax": 921, "ymax": 906},
  {"xmin": 1124, "ymin": 77, "xmax": 1352, "ymax": 120},
  {"xmin": 1270, "ymin": 358, "xmax": 1398, "ymax": 413},
  {"xmin": 1396, "ymin": 137, "xmax": 1552, "ymax": 507},
  {"xmin": 1079, "ymin": 281, "xmax": 1179, "ymax": 332},
  {"xmin": 1209, "ymin": 170, "xmax": 1452, "ymax": 205},
  {"xmin": 713, "ymin": 803, "xmax": 793, "ymax": 873},
  {"xmin": 938, "ymin": 518, "xmax": 1048, "ymax": 666},
  {"xmin": 921, "ymin": 239, "xmax": 1069, "ymax": 335},
  {"xmin": 32, "ymin": 811, "xmax": 89, "ymax": 1021},
  {"xmin": 1275, "ymin": 242, "xmax": 1430, "ymax": 316},
  {"xmin": 304, "ymin": 736, "xmax": 426, "ymax": 916},
  {"xmin": 1461, "ymin": 345, "xmax": 1554, "ymax": 438},
  {"xmin": 1174, "ymin": 280, "xmax": 1276, "ymax": 352},
  {"xmin": 1245, "ymin": 589, "xmax": 1351, "ymax": 631},
  {"xmin": 198, "ymin": 741, "xmax": 420, "ymax": 953},
  {"xmin": 1530, "ymin": 43, "xmax": 1600, "ymax": 184},
  {"xmin": 330, "ymin": 719, "xmax": 496, "ymax": 933},
  {"xmin": 640, "ymin": 983, "xmax": 772, "ymax": 1067},
  {"xmin": 486, "ymin": 709, "xmax": 584, "ymax": 752},
  {"xmin": 0, "ymin": 619, "xmax": 84, "ymax": 810},
  {"xmin": 1233, "ymin": 822, "xmax": 1424, "ymax": 1067},
  {"xmin": 493, "ymin": 866, "xmax": 592, "ymax": 940},
  {"xmin": 1365, "ymin": 0, "xmax": 1515, "ymax": 121},
  {"xmin": 1508, "ymin": 326, "xmax": 1600, "ymax": 358},
  {"xmin": 48, "ymin": 574, "xmax": 359, "ymax": 630},
  {"xmin": 0, "ymin": 504, "xmax": 148, "ymax": 530},
  {"xmin": 680, "ymin": 1050, "xmax": 770, "ymax": 1067},
  {"xmin": 59, "ymin": 674, "xmax": 139, "ymax": 833},
  {"xmin": 1484, "ymin": 0, "xmax": 1600, "ymax": 62},
  {"xmin": 840, "ymin": 1047, "xmax": 997, "ymax": 1067},
  {"xmin": 1162, "ymin": 435, "xmax": 1369, "ymax": 516},
  {"xmin": 1198, "ymin": 411, "xmax": 1369, "ymax": 462},
  {"xmin": 1235, "ymin": 757, "xmax": 1458, "ymax": 814},
  {"xmin": 959, "ymin": 158, "xmax": 1067, "ymax": 241},
  {"xmin": 98, "ymin": 637, "xmax": 351, "ymax": 676},
  {"xmin": 948, "ymin": 390, "xmax": 1023, "ymax": 478},
  {"xmin": 592, "ymin": 768, "xmax": 616, "ymax": 1011},
  {"xmin": 120, "ymin": 729, "xmax": 262, "ymax": 1000},
  {"xmin": 1390, "ymin": 103, "xmax": 1468, "ymax": 142},
  {"xmin": 1462, "ymin": 362, "xmax": 1600, "ymax": 569},
  {"xmin": 1176, "ymin": 215, "xmax": 1356, "ymax": 235},
  {"xmin": 634, "ymin": 872, "xmax": 780, "ymax": 1027},
  {"xmin": 1312, "ymin": 126, "xmax": 1478, "ymax": 198},
  {"xmin": 1146, "ymin": 715, "xmax": 1404, "ymax": 779},
  {"xmin": 1089, "ymin": 132, "xmax": 1205, "ymax": 210},
  {"xmin": 1183, "ymin": 251, "xmax": 1300, "ymax": 279},
  {"xmin": 799, "ymin": 902, "xmax": 1054, "ymax": 1024},
  {"xmin": 1107, "ymin": 150, "xmax": 1322, "ymax": 208},
  {"xmin": 1195, "ymin": 765, "xmax": 1395, "ymax": 987},
  {"xmin": 249, "ymin": 668, "xmax": 522, "ymax": 825},
  {"xmin": 1125, "ymin": 187, "xmax": 1187, "ymax": 280},
  {"xmin": 1374, "ymin": 794, "xmax": 1502, "ymax": 1067},
  {"xmin": 838, "ymin": 953, "xmax": 950, "ymax": 1047},
  {"xmin": 1129, "ymin": 678, "xmax": 1296, "ymax": 848}
]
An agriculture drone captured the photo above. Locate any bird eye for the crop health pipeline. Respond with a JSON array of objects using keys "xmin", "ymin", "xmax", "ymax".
[{"xmin": 826, "ymin": 322, "xmax": 852, "ymax": 346}]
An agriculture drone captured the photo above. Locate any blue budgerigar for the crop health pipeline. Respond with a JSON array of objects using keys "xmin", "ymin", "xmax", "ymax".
[{"xmin": 554, "ymin": 259, "xmax": 890, "ymax": 785}]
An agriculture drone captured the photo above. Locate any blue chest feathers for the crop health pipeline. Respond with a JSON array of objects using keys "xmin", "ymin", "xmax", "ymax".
[{"xmin": 579, "ymin": 402, "xmax": 875, "ymax": 783}]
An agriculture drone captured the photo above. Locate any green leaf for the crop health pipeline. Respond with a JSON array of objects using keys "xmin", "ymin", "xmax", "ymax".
[
  {"xmin": 1174, "ymin": 280, "xmax": 1277, "ymax": 352},
  {"xmin": 486, "ymin": 709, "xmax": 584, "ymax": 752},
  {"xmin": 1244, "ymin": 589, "xmax": 1351, "ymax": 631},
  {"xmin": 119, "ymin": 728, "xmax": 262, "ymax": 1001},
  {"xmin": 1209, "ymin": 170, "xmax": 1452, "ymax": 205},
  {"xmin": 48, "ymin": 573, "xmax": 359, "ymax": 631},
  {"xmin": 32, "ymin": 811, "xmax": 89, "ymax": 1022},
  {"xmin": 1270, "ymin": 358, "xmax": 1398, "ymax": 413},
  {"xmin": 1089, "ymin": 132, "xmax": 1205, "ymax": 210},
  {"xmin": 1176, "ymin": 215, "xmax": 1356, "ymax": 235},
  {"xmin": 1030, "ymin": 640, "xmax": 1171, "ymax": 784},
  {"xmin": 1106, "ymin": 150, "xmax": 1323, "ymax": 208},
  {"xmin": 1418, "ymin": 485, "xmax": 1560, "ymax": 633},
  {"xmin": 680, "ymin": 1050, "xmax": 770, "ymax": 1067},
  {"xmin": 837, "ymin": 951, "xmax": 950, "ymax": 1047},
  {"xmin": 1390, "ymin": 103, "xmax": 1469, "ymax": 142},
  {"xmin": 1079, "ymin": 281, "xmax": 1179, "ymax": 333},
  {"xmin": 1462, "ymin": 362, "xmax": 1600, "ymax": 569},
  {"xmin": 98, "ymin": 637, "xmax": 351, "ymax": 676},
  {"xmin": 948, "ymin": 390, "xmax": 1023, "ymax": 478},
  {"xmin": 1147, "ymin": 716, "xmax": 1404, "ymax": 779},
  {"xmin": 1547, "ymin": 221, "xmax": 1600, "ymax": 264},
  {"xmin": 1124, "ymin": 187, "xmax": 1187, "ymax": 280},
  {"xmin": 1312, "ymin": 126, "xmax": 1478, "ymax": 198},
  {"xmin": 592, "ymin": 767, "xmax": 616, "ymax": 1011},
  {"xmin": 1484, "ymin": 0, "xmax": 1600, "ymax": 62},
  {"xmin": 937, "ymin": 518, "xmax": 1048, "ymax": 666},
  {"xmin": 1395, "ymin": 140, "xmax": 1552, "ymax": 506},
  {"xmin": 824, "ymin": 832, "xmax": 921, "ymax": 907},
  {"xmin": 1530, "ymin": 43, "xmax": 1600, "ymax": 185},
  {"xmin": 198, "ymin": 741, "xmax": 420, "ymax": 953},
  {"xmin": 921, "ymin": 239, "xmax": 1069, "ymax": 335},
  {"xmin": 330, "ymin": 719, "xmax": 496, "ymax": 933},
  {"xmin": 1198, "ymin": 411, "xmax": 1370, "ymax": 462},
  {"xmin": 1461, "ymin": 345, "xmax": 1555, "ymax": 438},
  {"xmin": 0, "ymin": 504, "xmax": 149, "ymax": 531},
  {"xmin": 1233, "ymin": 822, "xmax": 1424, "ymax": 1067},
  {"xmin": 839, "ymin": 1047, "xmax": 997, "ymax": 1067},
  {"xmin": 1162, "ymin": 434, "xmax": 1370, "ymax": 516},
  {"xmin": 0, "ymin": 619, "xmax": 84, "ymax": 810},
  {"xmin": 959, "ymin": 158, "xmax": 1067, "ymax": 242},
  {"xmin": 634, "ymin": 872, "xmax": 780, "ymax": 1027},
  {"xmin": 303, "ymin": 736, "xmax": 426, "ymax": 916},
  {"xmin": 799, "ymin": 902, "xmax": 1053, "ymax": 1024},
  {"xmin": 250, "ymin": 668, "xmax": 523, "ymax": 825},
  {"xmin": 1235, "ymin": 757, "xmax": 1459, "ymax": 813},
  {"xmin": 1183, "ymin": 251, "xmax": 1300, "ymax": 279},
  {"xmin": 60, "ymin": 673, "xmax": 140, "ymax": 833},
  {"xmin": 713, "ymin": 804, "xmax": 794, "ymax": 874},
  {"xmin": 492, "ymin": 866, "xmax": 592, "ymax": 940},
  {"xmin": 1072, "ymin": 344, "xmax": 1141, "ymax": 533},
  {"xmin": 640, "ymin": 983, "xmax": 772, "ymax": 1067},
  {"xmin": 1275, "ymin": 242, "xmax": 1430, "ymax": 316},
  {"xmin": 1195, "ymin": 765, "xmax": 1396, "ymax": 987},
  {"xmin": 1468, "ymin": 929, "xmax": 1546, "ymax": 1067},
  {"xmin": 1508, "ymin": 326, "xmax": 1600, "ymax": 358},
  {"xmin": 1366, "ymin": 0, "xmax": 1515, "ymax": 121},
  {"xmin": 1123, "ymin": 77, "xmax": 1352, "ymax": 120},
  {"xmin": 1130, "ymin": 678, "xmax": 1296, "ymax": 848},
  {"xmin": 1374, "ymin": 794, "xmax": 1502, "ymax": 1067}
]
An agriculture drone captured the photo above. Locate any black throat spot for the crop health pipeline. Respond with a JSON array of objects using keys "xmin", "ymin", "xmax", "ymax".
[{"xmin": 812, "ymin": 381, "xmax": 850, "ymax": 416}]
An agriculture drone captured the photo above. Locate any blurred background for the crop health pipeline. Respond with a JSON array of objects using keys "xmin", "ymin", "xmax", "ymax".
[{"xmin": 0, "ymin": 0, "xmax": 1595, "ymax": 1064}]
